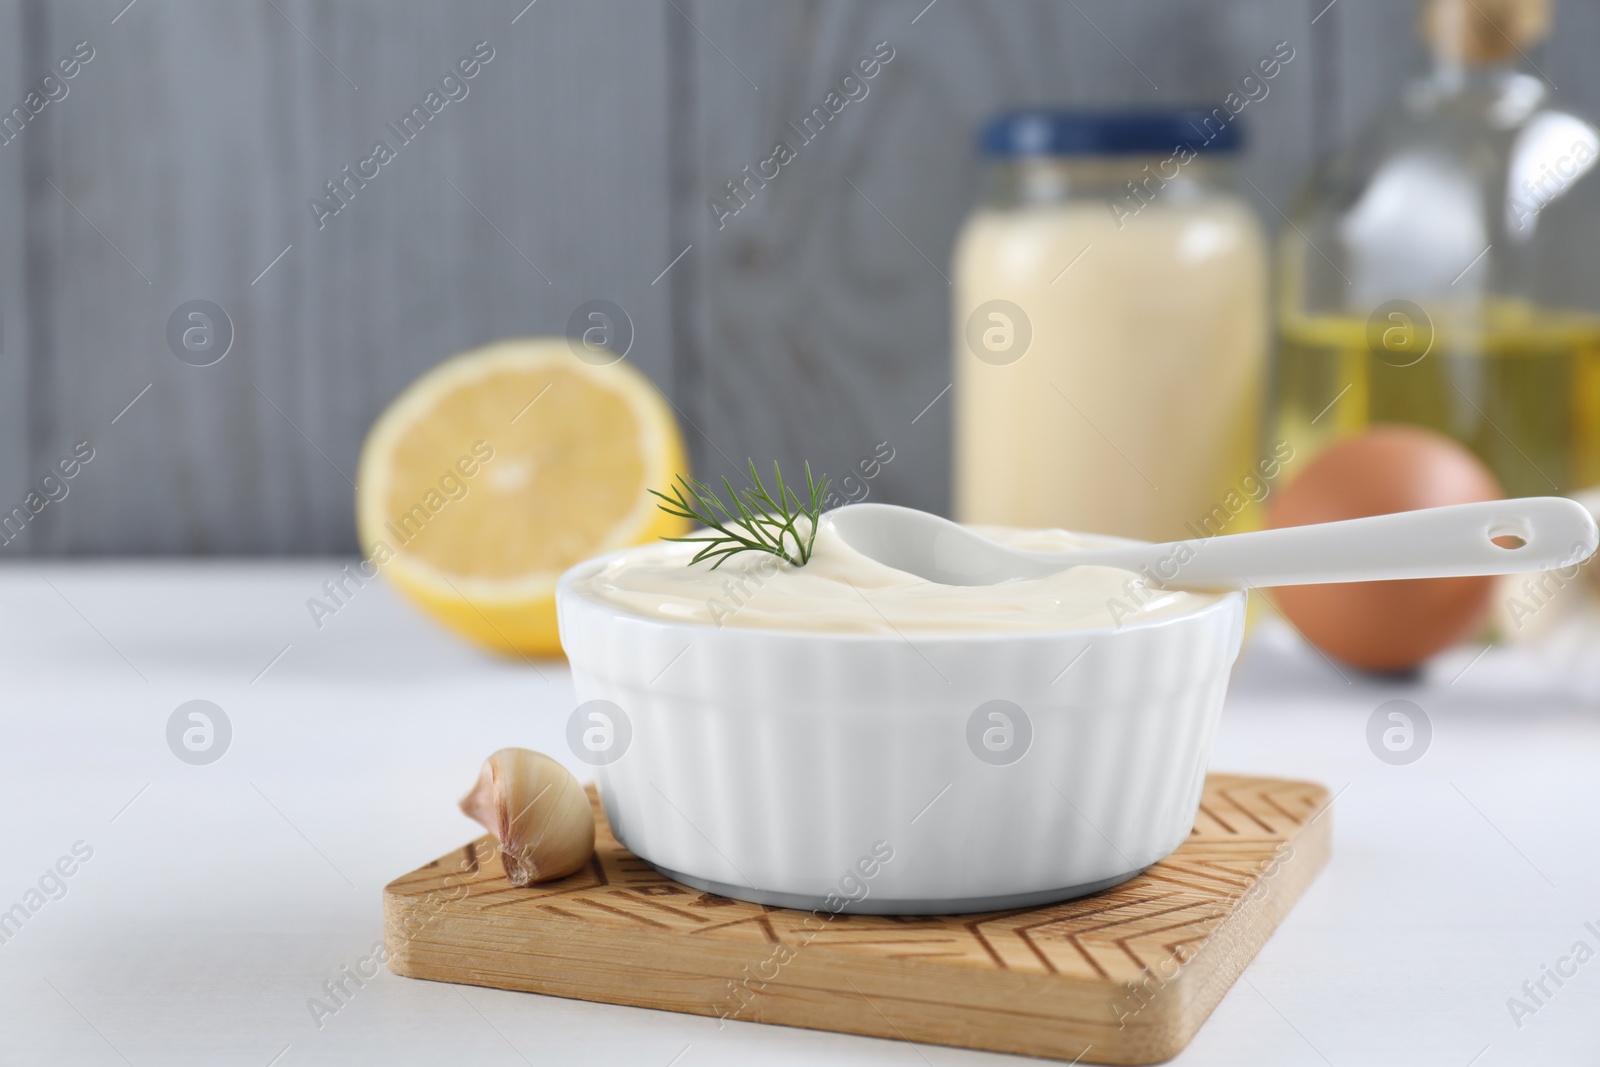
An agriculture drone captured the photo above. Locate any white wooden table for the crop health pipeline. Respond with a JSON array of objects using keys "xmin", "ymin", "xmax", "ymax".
[{"xmin": 2, "ymin": 563, "xmax": 1596, "ymax": 1066}]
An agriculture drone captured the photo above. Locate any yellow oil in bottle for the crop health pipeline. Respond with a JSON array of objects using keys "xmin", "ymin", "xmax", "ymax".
[{"xmin": 1270, "ymin": 301, "xmax": 1600, "ymax": 497}]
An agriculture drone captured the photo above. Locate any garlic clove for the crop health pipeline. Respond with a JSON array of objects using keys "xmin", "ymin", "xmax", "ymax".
[{"xmin": 459, "ymin": 747, "xmax": 595, "ymax": 886}]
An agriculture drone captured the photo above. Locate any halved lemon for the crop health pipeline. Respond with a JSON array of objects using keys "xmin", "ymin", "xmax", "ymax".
[{"xmin": 356, "ymin": 337, "xmax": 688, "ymax": 657}]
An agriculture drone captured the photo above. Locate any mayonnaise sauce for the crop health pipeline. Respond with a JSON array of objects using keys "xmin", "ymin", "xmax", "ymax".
[
  {"xmin": 571, "ymin": 521, "xmax": 1221, "ymax": 634},
  {"xmin": 954, "ymin": 180, "xmax": 1268, "ymax": 544}
]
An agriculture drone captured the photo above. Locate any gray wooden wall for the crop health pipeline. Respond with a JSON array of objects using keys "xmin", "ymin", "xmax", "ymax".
[{"xmin": 0, "ymin": 0, "xmax": 1593, "ymax": 555}]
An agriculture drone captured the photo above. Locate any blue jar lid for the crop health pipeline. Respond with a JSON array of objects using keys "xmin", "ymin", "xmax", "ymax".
[{"xmin": 980, "ymin": 108, "xmax": 1243, "ymax": 157}]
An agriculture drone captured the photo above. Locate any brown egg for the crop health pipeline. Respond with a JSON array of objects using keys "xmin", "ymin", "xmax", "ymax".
[{"xmin": 1267, "ymin": 425, "xmax": 1503, "ymax": 672}]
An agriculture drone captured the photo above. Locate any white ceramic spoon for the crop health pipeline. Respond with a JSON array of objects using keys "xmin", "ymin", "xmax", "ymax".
[{"xmin": 824, "ymin": 497, "xmax": 1600, "ymax": 589}]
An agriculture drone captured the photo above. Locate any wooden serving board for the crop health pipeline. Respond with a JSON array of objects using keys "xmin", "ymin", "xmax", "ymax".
[{"xmin": 384, "ymin": 774, "xmax": 1330, "ymax": 1065}]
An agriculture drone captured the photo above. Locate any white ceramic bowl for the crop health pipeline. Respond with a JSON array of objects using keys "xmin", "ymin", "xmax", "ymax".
[{"xmin": 556, "ymin": 553, "xmax": 1246, "ymax": 915}]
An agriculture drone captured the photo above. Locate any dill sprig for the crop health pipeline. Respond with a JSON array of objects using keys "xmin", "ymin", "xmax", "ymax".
[{"xmin": 651, "ymin": 460, "xmax": 828, "ymax": 569}]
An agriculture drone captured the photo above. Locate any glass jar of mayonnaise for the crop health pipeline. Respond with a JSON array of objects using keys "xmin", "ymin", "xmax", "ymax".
[{"xmin": 953, "ymin": 109, "xmax": 1270, "ymax": 543}]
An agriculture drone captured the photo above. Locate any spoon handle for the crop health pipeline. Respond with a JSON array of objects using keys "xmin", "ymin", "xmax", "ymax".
[{"xmin": 1063, "ymin": 497, "xmax": 1600, "ymax": 589}]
